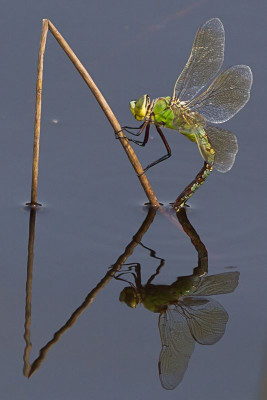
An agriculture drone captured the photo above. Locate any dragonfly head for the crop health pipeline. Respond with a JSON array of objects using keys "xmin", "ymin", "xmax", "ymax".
[
  {"xmin": 129, "ymin": 94, "xmax": 150, "ymax": 121},
  {"xmin": 119, "ymin": 286, "xmax": 141, "ymax": 308}
]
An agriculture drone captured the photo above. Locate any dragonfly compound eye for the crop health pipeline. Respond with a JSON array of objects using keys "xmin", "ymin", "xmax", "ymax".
[
  {"xmin": 130, "ymin": 95, "xmax": 150, "ymax": 121},
  {"xmin": 129, "ymin": 100, "xmax": 137, "ymax": 117},
  {"xmin": 119, "ymin": 287, "xmax": 139, "ymax": 308}
]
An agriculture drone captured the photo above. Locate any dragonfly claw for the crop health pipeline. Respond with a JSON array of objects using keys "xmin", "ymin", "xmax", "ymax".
[
  {"xmin": 137, "ymin": 171, "xmax": 146, "ymax": 177},
  {"xmin": 114, "ymin": 130, "xmax": 123, "ymax": 139}
]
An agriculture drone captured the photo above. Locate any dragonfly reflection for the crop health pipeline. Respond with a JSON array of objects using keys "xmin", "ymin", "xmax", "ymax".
[{"xmin": 116, "ymin": 245, "xmax": 239, "ymax": 390}]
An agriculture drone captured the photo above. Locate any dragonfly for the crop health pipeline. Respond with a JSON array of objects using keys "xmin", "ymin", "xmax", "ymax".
[
  {"xmin": 121, "ymin": 18, "xmax": 253, "ymax": 211},
  {"xmin": 116, "ymin": 263, "xmax": 239, "ymax": 390}
]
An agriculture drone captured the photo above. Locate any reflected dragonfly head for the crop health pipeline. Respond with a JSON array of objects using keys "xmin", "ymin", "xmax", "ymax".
[{"xmin": 119, "ymin": 286, "xmax": 142, "ymax": 308}]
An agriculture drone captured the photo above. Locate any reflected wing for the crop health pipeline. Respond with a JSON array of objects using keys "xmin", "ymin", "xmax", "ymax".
[
  {"xmin": 205, "ymin": 126, "xmax": 238, "ymax": 172},
  {"xmin": 174, "ymin": 18, "xmax": 225, "ymax": 102},
  {"xmin": 188, "ymin": 65, "xmax": 253, "ymax": 123},
  {"xmin": 192, "ymin": 272, "xmax": 240, "ymax": 296},
  {"xmin": 158, "ymin": 307, "xmax": 195, "ymax": 390},
  {"xmin": 180, "ymin": 297, "xmax": 228, "ymax": 345}
]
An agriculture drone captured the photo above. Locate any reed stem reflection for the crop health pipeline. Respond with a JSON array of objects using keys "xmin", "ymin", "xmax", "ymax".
[
  {"xmin": 23, "ymin": 207, "xmax": 37, "ymax": 377},
  {"xmin": 23, "ymin": 205, "xmax": 239, "ymax": 387},
  {"xmin": 23, "ymin": 206, "xmax": 156, "ymax": 377}
]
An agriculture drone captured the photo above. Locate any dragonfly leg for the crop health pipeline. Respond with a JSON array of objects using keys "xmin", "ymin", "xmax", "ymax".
[
  {"xmin": 115, "ymin": 263, "xmax": 140, "ymax": 272},
  {"xmin": 116, "ymin": 122, "xmax": 151, "ymax": 147},
  {"xmin": 114, "ymin": 263, "xmax": 141, "ymax": 287},
  {"xmin": 139, "ymin": 242, "xmax": 164, "ymax": 260},
  {"xmin": 113, "ymin": 275, "xmax": 135, "ymax": 285},
  {"xmin": 115, "ymin": 121, "xmax": 146, "ymax": 138},
  {"xmin": 120, "ymin": 122, "xmax": 146, "ymax": 136},
  {"xmin": 139, "ymin": 126, "xmax": 171, "ymax": 175},
  {"xmin": 173, "ymin": 162, "xmax": 213, "ymax": 212},
  {"xmin": 132, "ymin": 123, "xmax": 150, "ymax": 146},
  {"xmin": 115, "ymin": 121, "xmax": 152, "ymax": 148},
  {"xmin": 146, "ymin": 259, "xmax": 165, "ymax": 285}
]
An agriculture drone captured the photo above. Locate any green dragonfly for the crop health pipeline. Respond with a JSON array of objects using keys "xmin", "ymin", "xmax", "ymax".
[
  {"xmin": 116, "ymin": 263, "xmax": 239, "ymax": 390},
  {"xmin": 123, "ymin": 18, "xmax": 253, "ymax": 210}
]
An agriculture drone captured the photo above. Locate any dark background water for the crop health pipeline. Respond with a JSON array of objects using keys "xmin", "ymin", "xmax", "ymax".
[{"xmin": 0, "ymin": 0, "xmax": 266, "ymax": 399}]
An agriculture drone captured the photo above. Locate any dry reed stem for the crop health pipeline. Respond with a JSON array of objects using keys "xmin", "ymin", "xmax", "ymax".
[
  {"xmin": 29, "ymin": 19, "xmax": 159, "ymax": 207},
  {"xmin": 30, "ymin": 19, "xmax": 48, "ymax": 205}
]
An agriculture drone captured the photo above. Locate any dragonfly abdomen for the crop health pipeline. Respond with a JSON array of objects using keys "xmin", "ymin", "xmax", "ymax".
[
  {"xmin": 173, "ymin": 162, "xmax": 213, "ymax": 212},
  {"xmin": 196, "ymin": 128, "xmax": 216, "ymax": 165}
]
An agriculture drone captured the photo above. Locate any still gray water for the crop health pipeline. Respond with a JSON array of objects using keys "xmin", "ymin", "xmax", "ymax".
[{"xmin": 0, "ymin": 0, "xmax": 266, "ymax": 399}]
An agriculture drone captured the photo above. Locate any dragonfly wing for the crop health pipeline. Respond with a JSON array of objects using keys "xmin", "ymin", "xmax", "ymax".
[
  {"xmin": 189, "ymin": 65, "xmax": 253, "ymax": 123},
  {"xmin": 180, "ymin": 297, "xmax": 229, "ymax": 345},
  {"xmin": 158, "ymin": 307, "xmax": 195, "ymax": 390},
  {"xmin": 205, "ymin": 125, "xmax": 238, "ymax": 172},
  {"xmin": 192, "ymin": 272, "xmax": 240, "ymax": 296},
  {"xmin": 174, "ymin": 18, "xmax": 225, "ymax": 102}
]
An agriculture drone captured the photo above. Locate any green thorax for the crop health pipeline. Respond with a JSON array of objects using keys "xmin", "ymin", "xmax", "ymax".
[
  {"xmin": 150, "ymin": 97, "xmax": 204, "ymax": 142},
  {"xmin": 150, "ymin": 97, "xmax": 174, "ymax": 129},
  {"xmin": 141, "ymin": 275, "xmax": 201, "ymax": 313}
]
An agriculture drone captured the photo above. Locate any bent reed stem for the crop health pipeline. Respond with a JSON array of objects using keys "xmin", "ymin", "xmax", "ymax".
[{"xmin": 29, "ymin": 19, "xmax": 159, "ymax": 208}]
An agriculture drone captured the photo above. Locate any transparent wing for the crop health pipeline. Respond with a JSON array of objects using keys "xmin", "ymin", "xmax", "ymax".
[
  {"xmin": 192, "ymin": 272, "xmax": 240, "ymax": 296},
  {"xmin": 180, "ymin": 297, "xmax": 229, "ymax": 345},
  {"xmin": 205, "ymin": 126, "xmax": 239, "ymax": 172},
  {"xmin": 158, "ymin": 308, "xmax": 195, "ymax": 390},
  {"xmin": 171, "ymin": 103, "xmax": 206, "ymax": 131},
  {"xmin": 174, "ymin": 18, "xmax": 225, "ymax": 102},
  {"xmin": 188, "ymin": 65, "xmax": 253, "ymax": 123}
]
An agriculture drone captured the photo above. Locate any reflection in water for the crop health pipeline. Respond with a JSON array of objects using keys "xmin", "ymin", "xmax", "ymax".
[
  {"xmin": 260, "ymin": 337, "xmax": 267, "ymax": 399},
  {"xmin": 116, "ymin": 208, "xmax": 239, "ymax": 390},
  {"xmin": 23, "ymin": 207, "xmax": 36, "ymax": 377},
  {"xmin": 23, "ymin": 206, "xmax": 157, "ymax": 377},
  {"xmin": 23, "ymin": 205, "xmax": 239, "ymax": 387}
]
